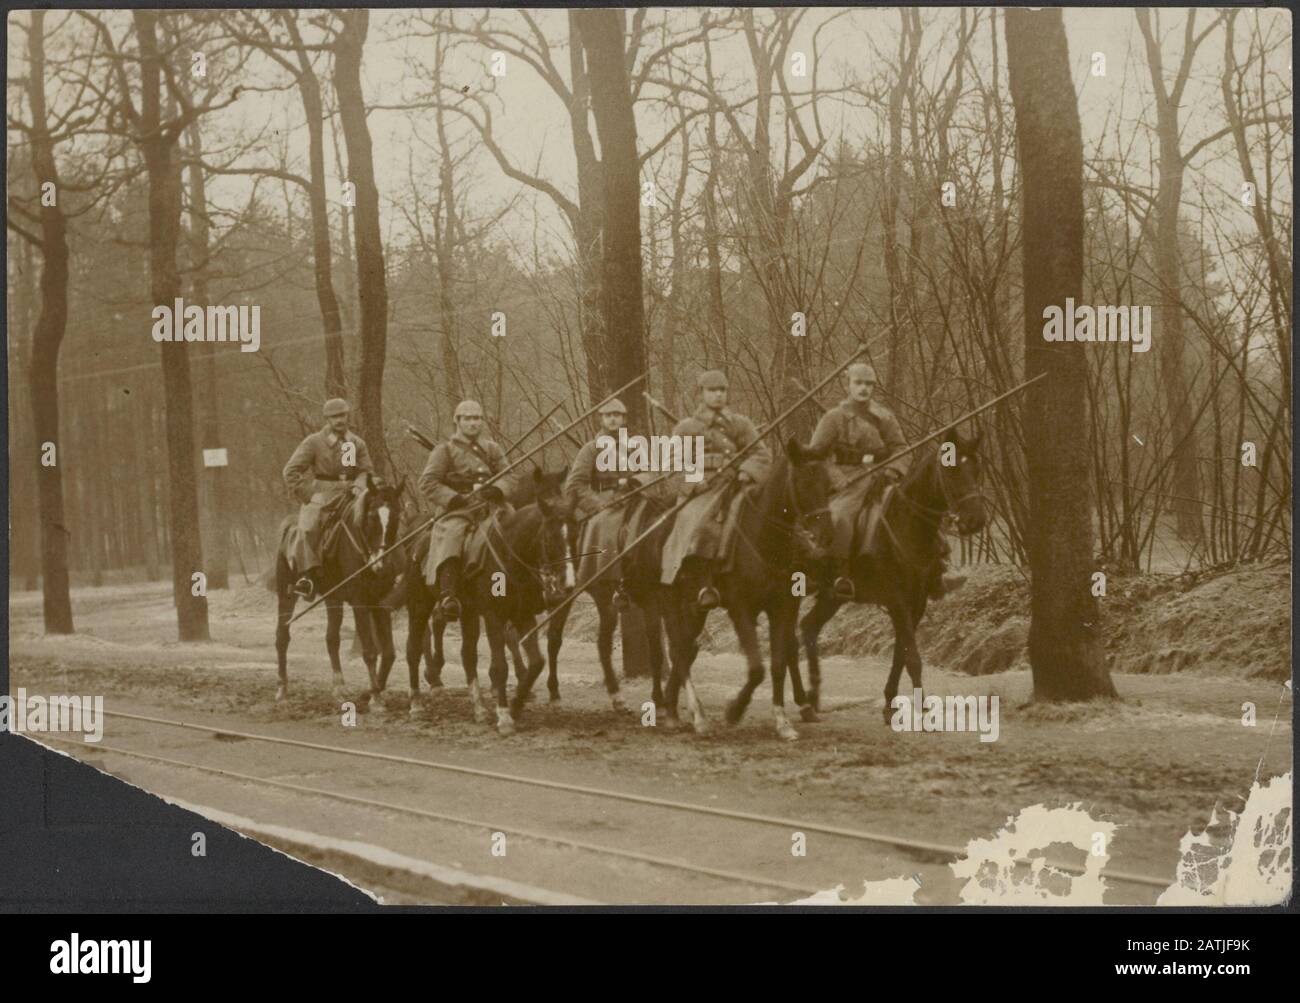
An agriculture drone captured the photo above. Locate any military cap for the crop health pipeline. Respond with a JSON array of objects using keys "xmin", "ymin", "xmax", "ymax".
[
  {"xmin": 697, "ymin": 370, "xmax": 729, "ymax": 390},
  {"xmin": 454, "ymin": 399, "xmax": 484, "ymax": 419},
  {"xmin": 598, "ymin": 398, "xmax": 628, "ymax": 414},
  {"xmin": 323, "ymin": 398, "xmax": 351, "ymax": 417},
  {"xmin": 846, "ymin": 363, "xmax": 877, "ymax": 382}
]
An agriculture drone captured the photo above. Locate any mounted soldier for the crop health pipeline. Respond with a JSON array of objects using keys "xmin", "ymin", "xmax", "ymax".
[
  {"xmin": 417, "ymin": 399, "xmax": 516, "ymax": 621},
  {"xmin": 660, "ymin": 370, "xmax": 770, "ymax": 609},
  {"xmin": 282, "ymin": 397, "xmax": 374, "ymax": 601},
  {"xmin": 809, "ymin": 363, "xmax": 961, "ymax": 599}
]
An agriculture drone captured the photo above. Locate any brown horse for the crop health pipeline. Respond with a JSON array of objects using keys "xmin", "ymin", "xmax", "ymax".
[
  {"xmin": 274, "ymin": 472, "xmax": 404, "ymax": 702},
  {"xmin": 796, "ymin": 427, "xmax": 988, "ymax": 722},
  {"xmin": 624, "ymin": 439, "xmax": 834, "ymax": 739},
  {"xmin": 400, "ymin": 469, "xmax": 572, "ymax": 734}
]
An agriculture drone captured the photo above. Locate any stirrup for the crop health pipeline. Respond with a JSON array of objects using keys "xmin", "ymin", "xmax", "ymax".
[
  {"xmin": 832, "ymin": 576, "xmax": 856, "ymax": 601},
  {"xmin": 696, "ymin": 585, "xmax": 720, "ymax": 610},
  {"xmin": 438, "ymin": 595, "xmax": 462, "ymax": 621},
  {"xmin": 292, "ymin": 575, "xmax": 316, "ymax": 601}
]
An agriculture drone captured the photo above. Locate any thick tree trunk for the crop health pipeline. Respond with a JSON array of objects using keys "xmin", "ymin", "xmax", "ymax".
[
  {"xmin": 1005, "ymin": 8, "xmax": 1115, "ymax": 701},
  {"xmin": 9, "ymin": 233, "xmax": 41, "ymax": 590},
  {"xmin": 186, "ymin": 121, "xmax": 229, "ymax": 589},
  {"xmin": 334, "ymin": 10, "xmax": 388, "ymax": 467},
  {"xmin": 567, "ymin": 11, "xmax": 609, "ymax": 405},
  {"xmin": 281, "ymin": 13, "xmax": 346, "ymax": 399},
  {"xmin": 25, "ymin": 11, "xmax": 75, "ymax": 632},
  {"xmin": 575, "ymin": 9, "xmax": 648, "ymax": 432},
  {"xmin": 135, "ymin": 10, "xmax": 209, "ymax": 640}
]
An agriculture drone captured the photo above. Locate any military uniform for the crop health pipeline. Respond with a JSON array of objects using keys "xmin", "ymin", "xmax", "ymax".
[
  {"xmin": 282, "ymin": 406, "xmax": 373, "ymax": 575},
  {"xmin": 809, "ymin": 396, "xmax": 907, "ymax": 559},
  {"xmin": 660, "ymin": 375, "xmax": 770, "ymax": 587},
  {"xmin": 418, "ymin": 426, "xmax": 516, "ymax": 587}
]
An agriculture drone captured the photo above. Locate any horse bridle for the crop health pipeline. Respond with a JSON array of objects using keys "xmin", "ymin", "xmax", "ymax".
[{"xmin": 481, "ymin": 502, "xmax": 572, "ymax": 602}]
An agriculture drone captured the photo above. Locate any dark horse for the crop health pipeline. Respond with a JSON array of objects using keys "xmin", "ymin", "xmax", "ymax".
[
  {"xmin": 401, "ymin": 469, "xmax": 573, "ymax": 734},
  {"xmin": 796, "ymin": 427, "xmax": 988, "ymax": 722},
  {"xmin": 413, "ymin": 469, "xmax": 562, "ymax": 692},
  {"xmin": 540, "ymin": 495, "xmax": 670, "ymax": 711},
  {"xmin": 624, "ymin": 440, "xmax": 834, "ymax": 739},
  {"xmin": 274, "ymin": 472, "xmax": 404, "ymax": 702}
]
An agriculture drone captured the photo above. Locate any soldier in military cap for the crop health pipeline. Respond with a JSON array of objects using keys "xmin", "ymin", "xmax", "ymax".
[
  {"xmin": 809, "ymin": 362, "xmax": 959, "ymax": 599},
  {"xmin": 418, "ymin": 399, "xmax": 516, "ymax": 620},
  {"xmin": 282, "ymin": 398, "xmax": 374, "ymax": 599},
  {"xmin": 564, "ymin": 397, "xmax": 633, "ymax": 520},
  {"xmin": 660, "ymin": 370, "xmax": 770, "ymax": 609}
]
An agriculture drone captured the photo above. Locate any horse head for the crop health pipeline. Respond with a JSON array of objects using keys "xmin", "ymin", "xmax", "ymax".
[
  {"xmin": 777, "ymin": 437, "xmax": 835, "ymax": 561},
  {"xmin": 928, "ymin": 426, "xmax": 987, "ymax": 536},
  {"xmin": 355, "ymin": 473, "xmax": 403, "ymax": 572},
  {"xmin": 531, "ymin": 468, "xmax": 575, "ymax": 606}
]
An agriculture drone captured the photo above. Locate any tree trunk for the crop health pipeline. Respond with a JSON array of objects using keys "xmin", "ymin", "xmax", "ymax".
[
  {"xmin": 135, "ymin": 10, "xmax": 209, "ymax": 640},
  {"xmin": 282, "ymin": 13, "xmax": 346, "ymax": 399},
  {"xmin": 575, "ymin": 9, "xmax": 648, "ymax": 432},
  {"xmin": 334, "ymin": 10, "xmax": 389, "ymax": 467},
  {"xmin": 25, "ymin": 10, "xmax": 75, "ymax": 632},
  {"xmin": 1005, "ymin": 8, "xmax": 1115, "ymax": 701},
  {"xmin": 186, "ymin": 120, "xmax": 229, "ymax": 589}
]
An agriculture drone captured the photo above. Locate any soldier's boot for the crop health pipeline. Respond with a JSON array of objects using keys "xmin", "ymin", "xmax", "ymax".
[
  {"xmin": 695, "ymin": 566, "xmax": 721, "ymax": 610},
  {"xmin": 437, "ymin": 559, "xmax": 463, "ymax": 621},
  {"xmin": 831, "ymin": 559, "xmax": 856, "ymax": 602},
  {"xmin": 292, "ymin": 567, "xmax": 319, "ymax": 601}
]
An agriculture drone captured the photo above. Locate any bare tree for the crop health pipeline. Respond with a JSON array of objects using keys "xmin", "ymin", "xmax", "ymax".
[{"xmin": 1006, "ymin": 7, "xmax": 1116, "ymax": 701}]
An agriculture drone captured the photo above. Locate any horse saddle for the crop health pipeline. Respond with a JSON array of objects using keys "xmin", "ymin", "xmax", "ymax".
[{"xmin": 318, "ymin": 490, "xmax": 355, "ymax": 559}]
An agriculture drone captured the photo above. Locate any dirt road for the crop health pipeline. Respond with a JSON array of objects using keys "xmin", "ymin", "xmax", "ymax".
[{"xmin": 8, "ymin": 582, "xmax": 1291, "ymax": 905}]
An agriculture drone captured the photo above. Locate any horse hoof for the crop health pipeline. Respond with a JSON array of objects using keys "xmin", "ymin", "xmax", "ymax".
[
  {"xmin": 274, "ymin": 685, "xmax": 287, "ymax": 703},
  {"xmin": 693, "ymin": 717, "xmax": 711, "ymax": 737},
  {"xmin": 724, "ymin": 699, "xmax": 745, "ymax": 726},
  {"xmin": 800, "ymin": 704, "xmax": 819, "ymax": 724},
  {"xmin": 659, "ymin": 711, "xmax": 681, "ymax": 731},
  {"xmin": 473, "ymin": 705, "xmax": 488, "ymax": 725},
  {"xmin": 610, "ymin": 693, "xmax": 626, "ymax": 712},
  {"xmin": 408, "ymin": 703, "xmax": 421, "ymax": 720},
  {"xmin": 497, "ymin": 713, "xmax": 516, "ymax": 737},
  {"xmin": 548, "ymin": 692, "xmax": 561, "ymax": 704},
  {"xmin": 776, "ymin": 722, "xmax": 800, "ymax": 742}
]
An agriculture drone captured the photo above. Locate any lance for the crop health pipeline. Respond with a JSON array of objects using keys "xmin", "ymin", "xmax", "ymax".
[
  {"xmin": 839, "ymin": 372, "xmax": 1047, "ymax": 493},
  {"xmin": 289, "ymin": 372, "xmax": 648, "ymax": 623},
  {"xmin": 518, "ymin": 339, "xmax": 885, "ymax": 648},
  {"xmin": 643, "ymin": 391, "xmax": 679, "ymax": 428}
]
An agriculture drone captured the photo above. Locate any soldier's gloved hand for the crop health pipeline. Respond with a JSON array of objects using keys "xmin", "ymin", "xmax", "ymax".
[
  {"xmin": 737, "ymin": 471, "xmax": 755, "ymax": 486},
  {"xmin": 446, "ymin": 493, "xmax": 470, "ymax": 511},
  {"xmin": 477, "ymin": 484, "xmax": 506, "ymax": 505},
  {"xmin": 621, "ymin": 476, "xmax": 641, "ymax": 491},
  {"xmin": 882, "ymin": 468, "xmax": 903, "ymax": 484}
]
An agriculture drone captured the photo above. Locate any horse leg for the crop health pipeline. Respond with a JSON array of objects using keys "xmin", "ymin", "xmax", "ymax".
[
  {"xmin": 461, "ymin": 611, "xmax": 488, "ymax": 724},
  {"xmin": 883, "ymin": 603, "xmax": 915, "ymax": 726},
  {"xmin": 351, "ymin": 604, "xmax": 381, "ymax": 702},
  {"xmin": 723, "ymin": 606, "xmax": 766, "ymax": 731},
  {"xmin": 325, "ymin": 600, "xmax": 346, "ymax": 695},
  {"xmin": 541, "ymin": 603, "xmax": 571, "ymax": 706},
  {"xmin": 767, "ymin": 601, "xmax": 799, "ymax": 741},
  {"xmin": 678, "ymin": 604, "xmax": 710, "ymax": 736},
  {"xmin": 593, "ymin": 587, "xmax": 624, "ymax": 711},
  {"xmin": 406, "ymin": 583, "xmax": 432, "ymax": 712},
  {"xmin": 505, "ymin": 621, "xmax": 529, "ymax": 694},
  {"xmin": 799, "ymin": 592, "xmax": 843, "ymax": 716},
  {"xmin": 483, "ymin": 613, "xmax": 514, "ymax": 736},
  {"xmin": 425, "ymin": 610, "xmax": 445, "ymax": 688},
  {"xmin": 274, "ymin": 561, "xmax": 295, "ymax": 701},
  {"xmin": 373, "ymin": 607, "xmax": 397, "ymax": 706},
  {"xmin": 510, "ymin": 613, "xmax": 546, "ymax": 719},
  {"xmin": 644, "ymin": 599, "xmax": 667, "ymax": 713}
]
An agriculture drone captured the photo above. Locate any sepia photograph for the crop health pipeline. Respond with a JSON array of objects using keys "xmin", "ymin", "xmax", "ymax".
[{"xmin": 2, "ymin": 3, "xmax": 1293, "ymax": 929}]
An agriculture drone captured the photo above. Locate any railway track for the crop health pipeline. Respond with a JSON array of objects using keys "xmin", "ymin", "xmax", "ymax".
[{"xmin": 44, "ymin": 706, "xmax": 1171, "ymax": 904}]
